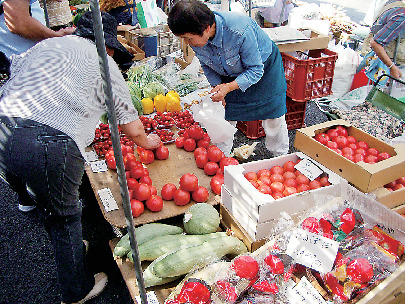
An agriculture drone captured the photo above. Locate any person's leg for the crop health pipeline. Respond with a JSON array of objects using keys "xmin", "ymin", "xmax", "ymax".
[
  {"xmin": 6, "ymin": 119, "xmax": 99, "ymax": 303},
  {"xmin": 262, "ymin": 115, "xmax": 289, "ymax": 156}
]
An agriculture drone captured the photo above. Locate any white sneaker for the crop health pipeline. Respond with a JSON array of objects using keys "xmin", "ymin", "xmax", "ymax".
[
  {"xmin": 61, "ymin": 272, "xmax": 108, "ymax": 304},
  {"xmin": 18, "ymin": 204, "xmax": 36, "ymax": 212}
]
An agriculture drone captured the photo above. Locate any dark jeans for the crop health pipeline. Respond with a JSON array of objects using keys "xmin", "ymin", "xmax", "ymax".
[{"xmin": 0, "ymin": 116, "xmax": 94, "ymax": 303}]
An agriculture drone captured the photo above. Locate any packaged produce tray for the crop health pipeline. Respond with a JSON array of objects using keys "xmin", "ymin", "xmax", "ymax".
[{"xmin": 282, "ymin": 49, "xmax": 338, "ymax": 102}]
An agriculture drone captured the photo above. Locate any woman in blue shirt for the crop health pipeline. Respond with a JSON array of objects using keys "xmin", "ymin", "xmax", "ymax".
[{"xmin": 168, "ymin": 0, "xmax": 289, "ymax": 156}]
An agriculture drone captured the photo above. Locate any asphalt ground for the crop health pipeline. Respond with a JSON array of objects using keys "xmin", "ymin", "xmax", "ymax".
[{"xmin": 0, "ymin": 100, "xmax": 330, "ymax": 304}]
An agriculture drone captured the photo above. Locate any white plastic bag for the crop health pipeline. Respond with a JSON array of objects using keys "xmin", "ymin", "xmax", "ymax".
[
  {"xmin": 191, "ymin": 99, "xmax": 237, "ymax": 154},
  {"xmin": 328, "ymin": 41, "xmax": 362, "ymax": 99}
]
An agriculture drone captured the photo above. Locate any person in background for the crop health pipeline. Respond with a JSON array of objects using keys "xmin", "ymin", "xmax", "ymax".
[
  {"xmin": 363, "ymin": 0, "xmax": 405, "ymax": 79},
  {"xmin": 0, "ymin": 11, "xmax": 161, "ymax": 304},
  {"xmin": 0, "ymin": 0, "xmax": 76, "ymax": 58},
  {"xmin": 168, "ymin": 0, "xmax": 289, "ymax": 156},
  {"xmin": 256, "ymin": 0, "xmax": 294, "ymax": 28}
]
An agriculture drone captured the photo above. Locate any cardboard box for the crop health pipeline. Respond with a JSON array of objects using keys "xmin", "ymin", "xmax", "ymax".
[
  {"xmin": 223, "ymin": 152, "xmax": 342, "ymax": 224},
  {"xmin": 276, "ymin": 29, "xmax": 330, "ymax": 53},
  {"xmin": 371, "ymin": 186, "xmax": 405, "ymax": 209},
  {"xmin": 294, "ymin": 119, "xmax": 405, "ymax": 193},
  {"xmin": 393, "ymin": 203, "xmax": 405, "ymax": 215}
]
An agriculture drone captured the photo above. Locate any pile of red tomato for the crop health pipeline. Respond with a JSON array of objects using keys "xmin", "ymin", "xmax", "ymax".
[
  {"xmin": 314, "ymin": 125, "xmax": 391, "ymax": 164},
  {"xmin": 384, "ymin": 175, "xmax": 405, "ymax": 192},
  {"xmin": 171, "ymin": 110, "xmax": 196, "ymax": 129},
  {"xmin": 92, "ymin": 123, "xmax": 134, "ymax": 157},
  {"xmin": 161, "ymin": 173, "xmax": 210, "ymax": 206},
  {"xmin": 244, "ymin": 159, "xmax": 331, "ymax": 200}
]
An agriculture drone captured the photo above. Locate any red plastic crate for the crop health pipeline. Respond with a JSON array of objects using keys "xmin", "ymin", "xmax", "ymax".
[
  {"xmin": 282, "ymin": 49, "xmax": 338, "ymax": 102},
  {"xmin": 236, "ymin": 98, "xmax": 307, "ymax": 138}
]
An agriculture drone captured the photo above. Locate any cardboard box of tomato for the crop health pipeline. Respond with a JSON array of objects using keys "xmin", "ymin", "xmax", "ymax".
[
  {"xmin": 294, "ymin": 119, "xmax": 405, "ymax": 193},
  {"xmin": 223, "ymin": 152, "xmax": 342, "ymax": 226}
]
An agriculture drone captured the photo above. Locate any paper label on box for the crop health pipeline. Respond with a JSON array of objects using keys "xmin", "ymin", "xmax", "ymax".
[
  {"xmin": 287, "ymin": 277, "xmax": 327, "ymax": 304},
  {"xmin": 135, "ymin": 291, "xmax": 159, "ymax": 304},
  {"xmin": 295, "ymin": 158, "xmax": 324, "ymax": 181},
  {"xmin": 286, "ymin": 228, "xmax": 339, "ymax": 274},
  {"xmin": 97, "ymin": 188, "xmax": 119, "ymax": 212},
  {"xmin": 90, "ymin": 160, "xmax": 108, "ymax": 173},
  {"xmin": 84, "ymin": 150, "xmax": 98, "ymax": 163}
]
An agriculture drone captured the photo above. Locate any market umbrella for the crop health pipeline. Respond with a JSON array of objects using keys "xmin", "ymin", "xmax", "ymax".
[{"xmin": 87, "ymin": 1, "xmax": 148, "ymax": 303}]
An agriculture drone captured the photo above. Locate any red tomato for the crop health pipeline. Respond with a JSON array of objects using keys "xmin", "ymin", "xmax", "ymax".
[
  {"xmin": 192, "ymin": 186, "xmax": 209, "ymax": 202},
  {"xmin": 257, "ymin": 169, "xmax": 271, "ymax": 179},
  {"xmin": 393, "ymin": 183, "xmax": 405, "ymax": 191},
  {"xmin": 197, "ymin": 138, "xmax": 210, "ymax": 149},
  {"xmin": 336, "ymin": 126, "xmax": 348, "ymax": 137},
  {"xmin": 270, "ymin": 181, "xmax": 285, "ymax": 193},
  {"xmin": 130, "ymin": 199, "xmax": 144, "ymax": 218},
  {"xmin": 283, "ymin": 186, "xmax": 297, "ymax": 197},
  {"xmin": 333, "ymin": 136, "xmax": 348, "ymax": 149},
  {"xmin": 355, "ymin": 148, "xmax": 367, "ymax": 156},
  {"xmin": 283, "ymin": 171, "xmax": 296, "ymax": 180},
  {"xmin": 283, "ymin": 161, "xmax": 296, "ymax": 172},
  {"xmin": 364, "ymin": 155, "xmax": 377, "ymax": 164},
  {"xmin": 309, "ymin": 180, "xmax": 322, "ymax": 190},
  {"xmin": 127, "ymin": 159, "xmax": 141, "ymax": 171},
  {"xmin": 367, "ymin": 148, "xmax": 379, "ymax": 156},
  {"xmin": 161, "ymin": 183, "xmax": 177, "ymax": 200},
  {"xmin": 125, "ymin": 171, "xmax": 131, "ymax": 180},
  {"xmin": 357, "ymin": 141, "xmax": 369, "ymax": 150},
  {"xmin": 319, "ymin": 176, "xmax": 331, "ymax": 187},
  {"xmin": 296, "ymin": 174, "xmax": 310, "ymax": 185},
  {"xmin": 244, "ymin": 171, "xmax": 257, "ymax": 181},
  {"xmin": 341, "ymin": 147, "xmax": 354, "ymax": 155},
  {"xmin": 139, "ymin": 149, "xmax": 154, "ymax": 165},
  {"xmin": 107, "ymin": 157, "xmax": 117, "ymax": 170},
  {"xmin": 343, "ymin": 153, "xmax": 354, "ymax": 161},
  {"xmin": 188, "ymin": 126, "xmax": 205, "ymax": 140},
  {"xmin": 128, "ymin": 189, "xmax": 134, "ymax": 199},
  {"xmin": 210, "ymin": 175, "xmax": 224, "ymax": 195},
  {"xmin": 195, "ymin": 153, "xmax": 209, "ymax": 169},
  {"xmin": 179, "ymin": 173, "xmax": 199, "ymax": 192},
  {"xmin": 155, "ymin": 145, "xmax": 169, "ymax": 160},
  {"xmin": 297, "ymin": 184, "xmax": 310, "ymax": 193},
  {"xmin": 385, "ymin": 180, "xmax": 397, "ymax": 188},
  {"xmin": 396, "ymin": 176, "xmax": 405, "ymax": 186},
  {"xmin": 149, "ymin": 185, "xmax": 157, "ymax": 196},
  {"xmin": 219, "ymin": 157, "xmax": 239, "ymax": 171},
  {"xmin": 259, "ymin": 175, "xmax": 271, "ymax": 186},
  {"xmin": 207, "ymin": 145, "xmax": 224, "ymax": 163},
  {"xmin": 332, "ymin": 148, "xmax": 343, "ymax": 155},
  {"xmin": 314, "ymin": 133, "xmax": 330, "ymax": 145},
  {"xmin": 270, "ymin": 165, "xmax": 284, "ymax": 175},
  {"xmin": 326, "ymin": 141, "xmax": 338, "ymax": 150},
  {"xmin": 173, "ymin": 189, "xmax": 191, "ymax": 206},
  {"xmin": 353, "ymin": 154, "xmax": 365, "ymax": 163},
  {"xmin": 348, "ymin": 143, "xmax": 358, "ymax": 150},
  {"xmin": 145, "ymin": 195, "xmax": 163, "ymax": 212},
  {"xmin": 183, "ymin": 138, "xmax": 197, "ymax": 152},
  {"xmin": 249, "ymin": 180, "xmax": 259, "ymax": 188},
  {"xmin": 377, "ymin": 152, "xmax": 391, "ymax": 162},
  {"xmin": 204, "ymin": 161, "xmax": 220, "ymax": 176},
  {"xmin": 270, "ymin": 174, "xmax": 284, "ymax": 183},
  {"xmin": 134, "ymin": 183, "xmax": 151, "ymax": 201},
  {"xmin": 326, "ymin": 128, "xmax": 339, "ymax": 139},
  {"xmin": 126, "ymin": 177, "xmax": 139, "ymax": 191},
  {"xmin": 139, "ymin": 175, "xmax": 152, "ymax": 186},
  {"xmin": 272, "ymin": 192, "xmax": 284, "ymax": 199},
  {"xmin": 194, "ymin": 147, "xmax": 207, "ymax": 159},
  {"xmin": 346, "ymin": 136, "xmax": 357, "ymax": 145},
  {"xmin": 284, "ymin": 178, "xmax": 298, "ymax": 188},
  {"xmin": 130, "ymin": 166, "xmax": 145, "ymax": 180},
  {"xmin": 258, "ymin": 184, "xmax": 272, "ymax": 195},
  {"xmin": 175, "ymin": 136, "xmax": 185, "ymax": 148}
]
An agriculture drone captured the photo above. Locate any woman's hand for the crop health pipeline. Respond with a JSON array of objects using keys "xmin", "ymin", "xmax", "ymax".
[
  {"xmin": 390, "ymin": 65, "xmax": 402, "ymax": 79},
  {"xmin": 210, "ymin": 80, "xmax": 239, "ymax": 106}
]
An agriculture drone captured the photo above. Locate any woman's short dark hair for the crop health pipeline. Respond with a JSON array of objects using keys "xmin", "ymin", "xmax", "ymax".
[{"xmin": 168, "ymin": 0, "xmax": 215, "ymax": 36}]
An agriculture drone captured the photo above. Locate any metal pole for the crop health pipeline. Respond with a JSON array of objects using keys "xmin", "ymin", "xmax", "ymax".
[
  {"xmin": 88, "ymin": 2, "xmax": 149, "ymax": 304},
  {"xmin": 41, "ymin": 0, "xmax": 50, "ymax": 27}
]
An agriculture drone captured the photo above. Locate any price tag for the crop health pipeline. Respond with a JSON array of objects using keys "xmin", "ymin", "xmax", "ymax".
[
  {"xmin": 286, "ymin": 228, "xmax": 339, "ymax": 274},
  {"xmin": 287, "ymin": 276, "xmax": 327, "ymax": 304},
  {"xmin": 294, "ymin": 158, "xmax": 324, "ymax": 181},
  {"xmin": 97, "ymin": 188, "xmax": 119, "ymax": 212},
  {"xmin": 84, "ymin": 150, "xmax": 99, "ymax": 163},
  {"xmin": 90, "ymin": 160, "xmax": 108, "ymax": 173},
  {"xmin": 135, "ymin": 291, "xmax": 159, "ymax": 304}
]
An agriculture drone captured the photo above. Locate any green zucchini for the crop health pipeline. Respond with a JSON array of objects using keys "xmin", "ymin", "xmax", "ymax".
[
  {"xmin": 128, "ymin": 232, "xmax": 227, "ymax": 262},
  {"xmin": 143, "ymin": 266, "xmax": 182, "ymax": 288},
  {"xmin": 150, "ymin": 235, "xmax": 248, "ymax": 279},
  {"xmin": 113, "ymin": 223, "xmax": 184, "ymax": 258}
]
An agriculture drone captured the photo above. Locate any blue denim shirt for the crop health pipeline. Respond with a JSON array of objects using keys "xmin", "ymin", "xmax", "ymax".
[{"xmin": 191, "ymin": 11, "xmax": 273, "ymax": 92}]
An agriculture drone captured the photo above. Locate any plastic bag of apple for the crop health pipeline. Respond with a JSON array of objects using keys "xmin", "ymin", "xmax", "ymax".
[{"xmin": 314, "ymin": 125, "xmax": 392, "ymax": 163}]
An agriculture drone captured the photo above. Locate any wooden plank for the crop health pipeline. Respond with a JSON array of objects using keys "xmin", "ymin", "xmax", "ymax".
[{"xmin": 85, "ymin": 141, "xmax": 219, "ymax": 228}]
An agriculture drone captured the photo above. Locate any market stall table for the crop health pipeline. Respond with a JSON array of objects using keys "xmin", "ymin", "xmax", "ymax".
[{"xmin": 85, "ymin": 138, "xmax": 219, "ymax": 229}]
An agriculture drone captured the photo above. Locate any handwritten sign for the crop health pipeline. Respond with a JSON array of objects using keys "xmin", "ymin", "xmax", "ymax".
[
  {"xmin": 97, "ymin": 188, "xmax": 119, "ymax": 212},
  {"xmin": 84, "ymin": 150, "xmax": 99, "ymax": 163},
  {"xmin": 286, "ymin": 228, "xmax": 339, "ymax": 274},
  {"xmin": 135, "ymin": 291, "xmax": 159, "ymax": 304},
  {"xmin": 295, "ymin": 158, "xmax": 323, "ymax": 181},
  {"xmin": 90, "ymin": 160, "xmax": 108, "ymax": 173},
  {"xmin": 287, "ymin": 276, "xmax": 327, "ymax": 304}
]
